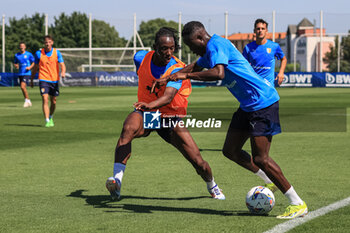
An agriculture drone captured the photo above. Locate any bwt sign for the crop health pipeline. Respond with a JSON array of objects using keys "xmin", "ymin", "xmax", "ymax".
[
  {"xmin": 325, "ymin": 73, "xmax": 350, "ymax": 87},
  {"xmin": 281, "ymin": 74, "xmax": 312, "ymax": 87}
]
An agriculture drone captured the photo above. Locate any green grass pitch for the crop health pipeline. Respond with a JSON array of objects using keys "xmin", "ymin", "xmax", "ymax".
[{"xmin": 0, "ymin": 86, "xmax": 349, "ymax": 233}]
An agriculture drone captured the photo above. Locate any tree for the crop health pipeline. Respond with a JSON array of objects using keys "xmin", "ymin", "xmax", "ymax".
[
  {"xmin": 324, "ymin": 33, "xmax": 350, "ymax": 72},
  {"xmin": 137, "ymin": 18, "xmax": 197, "ymax": 63},
  {"xmin": 1, "ymin": 13, "xmax": 46, "ymax": 71}
]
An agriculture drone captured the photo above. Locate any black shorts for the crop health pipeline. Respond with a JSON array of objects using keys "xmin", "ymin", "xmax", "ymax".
[
  {"xmin": 39, "ymin": 81, "xmax": 60, "ymax": 96},
  {"xmin": 134, "ymin": 110, "xmax": 181, "ymax": 144},
  {"xmin": 229, "ymin": 101, "xmax": 281, "ymax": 136},
  {"xmin": 18, "ymin": 75, "xmax": 30, "ymax": 84}
]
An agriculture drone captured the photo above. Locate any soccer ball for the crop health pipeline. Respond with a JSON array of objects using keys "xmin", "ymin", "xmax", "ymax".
[{"xmin": 246, "ymin": 186, "xmax": 275, "ymax": 215}]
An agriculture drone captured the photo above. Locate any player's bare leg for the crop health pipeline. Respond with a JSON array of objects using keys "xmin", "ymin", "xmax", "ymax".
[
  {"xmin": 42, "ymin": 94, "xmax": 51, "ymax": 127},
  {"xmin": 21, "ymin": 82, "xmax": 31, "ymax": 107},
  {"xmin": 250, "ymin": 136, "xmax": 307, "ymax": 218},
  {"xmin": 222, "ymin": 129, "xmax": 276, "ymax": 191},
  {"xmin": 107, "ymin": 111, "xmax": 148, "ymax": 200},
  {"xmin": 222, "ymin": 129, "xmax": 260, "ymax": 173},
  {"xmin": 250, "ymin": 136, "xmax": 290, "ymax": 193},
  {"xmin": 20, "ymin": 82, "xmax": 29, "ymax": 99},
  {"xmin": 50, "ymin": 96, "xmax": 56, "ymax": 116},
  {"xmin": 170, "ymin": 126, "xmax": 225, "ymax": 199}
]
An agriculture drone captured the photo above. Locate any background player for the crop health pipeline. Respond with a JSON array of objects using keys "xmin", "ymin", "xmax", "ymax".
[
  {"xmin": 243, "ymin": 19, "xmax": 287, "ymax": 86},
  {"xmin": 154, "ymin": 21, "xmax": 307, "ymax": 219},
  {"xmin": 13, "ymin": 42, "xmax": 34, "ymax": 107},
  {"xmin": 106, "ymin": 27, "xmax": 225, "ymax": 201},
  {"xmin": 31, "ymin": 35, "xmax": 66, "ymax": 128}
]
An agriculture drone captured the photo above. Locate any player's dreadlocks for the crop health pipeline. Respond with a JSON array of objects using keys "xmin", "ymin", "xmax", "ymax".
[{"xmin": 153, "ymin": 27, "xmax": 180, "ymax": 52}]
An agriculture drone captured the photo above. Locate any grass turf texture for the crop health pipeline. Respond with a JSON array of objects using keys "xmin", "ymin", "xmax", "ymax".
[{"xmin": 0, "ymin": 87, "xmax": 349, "ymax": 233}]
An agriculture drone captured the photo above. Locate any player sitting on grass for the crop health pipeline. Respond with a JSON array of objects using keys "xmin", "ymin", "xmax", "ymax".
[
  {"xmin": 153, "ymin": 21, "xmax": 307, "ymax": 219},
  {"xmin": 106, "ymin": 27, "xmax": 225, "ymax": 201}
]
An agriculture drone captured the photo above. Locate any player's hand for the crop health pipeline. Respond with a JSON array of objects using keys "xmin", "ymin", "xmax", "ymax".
[
  {"xmin": 25, "ymin": 67, "xmax": 30, "ymax": 70},
  {"xmin": 61, "ymin": 72, "xmax": 66, "ymax": 79},
  {"xmin": 276, "ymin": 72, "xmax": 284, "ymax": 86},
  {"xmin": 30, "ymin": 79, "xmax": 34, "ymax": 88},
  {"xmin": 150, "ymin": 76, "xmax": 169, "ymax": 93},
  {"xmin": 133, "ymin": 102, "xmax": 151, "ymax": 110}
]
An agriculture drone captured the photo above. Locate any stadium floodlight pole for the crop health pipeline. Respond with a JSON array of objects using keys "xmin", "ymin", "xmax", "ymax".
[
  {"xmin": 133, "ymin": 13, "xmax": 137, "ymax": 55},
  {"xmin": 45, "ymin": 14, "xmax": 48, "ymax": 35},
  {"xmin": 178, "ymin": 12, "xmax": 182, "ymax": 60},
  {"xmin": 320, "ymin": 10, "xmax": 323, "ymax": 72},
  {"xmin": 89, "ymin": 13, "xmax": 92, "ymax": 72},
  {"xmin": 337, "ymin": 34, "xmax": 341, "ymax": 72},
  {"xmin": 272, "ymin": 10, "xmax": 276, "ymax": 42},
  {"xmin": 224, "ymin": 11, "xmax": 228, "ymax": 39},
  {"xmin": 2, "ymin": 15, "xmax": 5, "ymax": 73}
]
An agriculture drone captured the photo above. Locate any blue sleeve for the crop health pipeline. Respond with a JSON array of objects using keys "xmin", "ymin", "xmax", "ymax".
[
  {"xmin": 34, "ymin": 51, "xmax": 41, "ymax": 64},
  {"xmin": 242, "ymin": 46, "xmax": 249, "ymax": 61},
  {"xmin": 207, "ymin": 42, "xmax": 229, "ymax": 68},
  {"xmin": 14, "ymin": 55, "xmax": 18, "ymax": 64},
  {"xmin": 166, "ymin": 68, "xmax": 183, "ymax": 90},
  {"xmin": 56, "ymin": 50, "xmax": 64, "ymax": 63},
  {"xmin": 134, "ymin": 50, "xmax": 148, "ymax": 72},
  {"xmin": 274, "ymin": 44, "xmax": 284, "ymax": 60}
]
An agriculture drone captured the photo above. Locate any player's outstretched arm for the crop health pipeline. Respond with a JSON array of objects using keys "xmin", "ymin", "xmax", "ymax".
[
  {"xmin": 186, "ymin": 64, "xmax": 225, "ymax": 81},
  {"xmin": 151, "ymin": 62, "xmax": 205, "ymax": 93},
  {"xmin": 134, "ymin": 87, "xmax": 178, "ymax": 111}
]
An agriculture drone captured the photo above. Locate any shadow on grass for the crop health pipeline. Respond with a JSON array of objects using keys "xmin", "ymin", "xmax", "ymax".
[
  {"xmin": 5, "ymin": 123, "xmax": 42, "ymax": 127},
  {"xmin": 67, "ymin": 189, "xmax": 276, "ymax": 217},
  {"xmin": 199, "ymin": 148, "xmax": 222, "ymax": 152}
]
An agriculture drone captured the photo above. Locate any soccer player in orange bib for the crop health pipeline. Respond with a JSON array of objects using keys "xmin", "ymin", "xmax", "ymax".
[
  {"xmin": 31, "ymin": 35, "xmax": 66, "ymax": 127},
  {"xmin": 106, "ymin": 27, "xmax": 225, "ymax": 201}
]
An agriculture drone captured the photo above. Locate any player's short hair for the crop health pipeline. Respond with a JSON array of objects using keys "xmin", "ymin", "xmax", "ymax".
[
  {"xmin": 19, "ymin": 42, "xmax": 26, "ymax": 46},
  {"xmin": 44, "ymin": 35, "xmax": 54, "ymax": 41},
  {"xmin": 182, "ymin": 21, "xmax": 205, "ymax": 38},
  {"xmin": 154, "ymin": 27, "xmax": 179, "ymax": 52},
  {"xmin": 254, "ymin": 19, "xmax": 268, "ymax": 29}
]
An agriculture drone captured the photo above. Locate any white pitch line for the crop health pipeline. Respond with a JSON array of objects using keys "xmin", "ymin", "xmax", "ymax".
[{"xmin": 264, "ymin": 196, "xmax": 350, "ymax": 233}]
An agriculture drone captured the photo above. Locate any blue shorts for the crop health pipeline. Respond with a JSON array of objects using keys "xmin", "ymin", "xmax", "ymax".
[
  {"xmin": 39, "ymin": 81, "xmax": 60, "ymax": 96},
  {"xmin": 134, "ymin": 110, "xmax": 181, "ymax": 143},
  {"xmin": 229, "ymin": 101, "xmax": 281, "ymax": 136},
  {"xmin": 18, "ymin": 75, "xmax": 30, "ymax": 84}
]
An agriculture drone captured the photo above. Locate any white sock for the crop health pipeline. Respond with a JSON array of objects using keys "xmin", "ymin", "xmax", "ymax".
[
  {"xmin": 284, "ymin": 186, "xmax": 303, "ymax": 205},
  {"xmin": 113, "ymin": 163, "xmax": 126, "ymax": 183},
  {"xmin": 45, "ymin": 118, "xmax": 50, "ymax": 123},
  {"xmin": 255, "ymin": 169, "xmax": 273, "ymax": 184},
  {"xmin": 25, "ymin": 98, "xmax": 31, "ymax": 103},
  {"xmin": 206, "ymin": 177, "xmax": 216, "ymax": 190}
]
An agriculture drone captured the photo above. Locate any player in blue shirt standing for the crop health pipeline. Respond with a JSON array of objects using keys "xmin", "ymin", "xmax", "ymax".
[
  {"xmin": 153, "ymin": 21, "xmax": 307, "ymax": 219},
  {"xmin": 13, "ymin": 42, "xmax": 35, "ymax": 107},
  {"xmin": 243, "ymin": 19, "xmax": 287, "ymax": 86}
]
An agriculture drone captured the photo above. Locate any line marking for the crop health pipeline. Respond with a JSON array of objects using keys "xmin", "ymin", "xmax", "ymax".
[{"xmin": 264, "ymin": 196, "xmax": 350, "ymax": 233}]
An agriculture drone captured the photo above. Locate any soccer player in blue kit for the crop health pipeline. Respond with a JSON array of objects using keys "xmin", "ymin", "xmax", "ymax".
[
  {"xmin": 13, "ymin": 42, "xmax": 35, "ymax": 107},
  {"xmin": 153, "ymin": 21, "xmax": 307, "ymax": 219},
  {"xmin": 243, "ymin": 19, "xmax": 287, "ymax": 86}
]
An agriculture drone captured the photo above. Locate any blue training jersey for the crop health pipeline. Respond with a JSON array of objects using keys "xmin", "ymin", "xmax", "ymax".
[
  {"xmin": 197, "ymin": 34, "xmax": 279, "ymax": 112},
  {"xmin": 243, "ymin": 40, "xmax": 284, "ymax": 85},
  {"xmin": 134, "ymin": 50, "xmax": 182, "ymax": 90},
  {"xmin": 34, "ymin": 48, "xmax": 64, "ymax": 64},
  {"xmin": 13, "ymin": 51, "xmax": 35, "ymax": 76}
]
